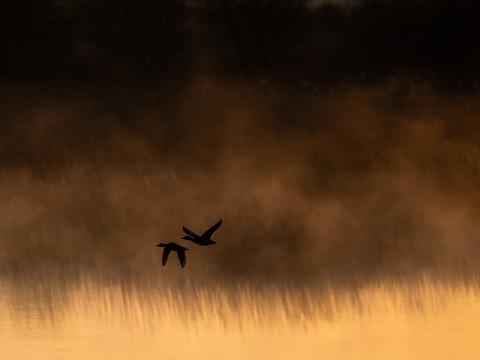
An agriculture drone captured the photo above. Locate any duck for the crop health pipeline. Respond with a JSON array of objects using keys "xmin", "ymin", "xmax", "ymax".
[
  {"xmin": 182, "ymin": 219, "xmax": 222, "ymax": 246},
  {"xmin": 156, "ymin": 242, "xmax": 188, "ymax": 268}
]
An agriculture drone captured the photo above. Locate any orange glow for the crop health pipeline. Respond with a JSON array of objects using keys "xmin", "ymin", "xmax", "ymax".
[{"xmin": 1, "ymin": 277, "xmax": 479, "ymax": 359}]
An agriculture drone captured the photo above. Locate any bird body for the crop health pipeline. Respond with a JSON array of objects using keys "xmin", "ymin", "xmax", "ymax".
[
  {"xmin": 156, "ymin": 242, "xmax": 188, "ymax": 268},
  {"xmin": 182, "ymin": 219, "xmax": 222, "ymax": 246},
  {"xmin": 155, "ymin": 220, "xmax": 222, "ymax": 270}
]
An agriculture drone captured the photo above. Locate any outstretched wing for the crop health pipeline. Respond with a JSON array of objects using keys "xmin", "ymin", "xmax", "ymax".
[
  {"xmin": 162, "ymin": 247, "xmax": 172, "ymax": 266},
  {"xmin": 183, "ymin": 226, "xmax": 199, "ymax": 238},
  {"xmin": 201, "ymin": 219, "xmax": 223, "ymax": 239},
  {"xmin": 177, "ymin": 249, "xmax": 187, "ymax": 268}
]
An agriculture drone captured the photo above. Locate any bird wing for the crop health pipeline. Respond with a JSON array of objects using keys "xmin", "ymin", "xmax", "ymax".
[
  {"xmin": 162, "ymin": 247, "xmax": 172, "ymax": 266},
  {"xmin": 201, "ymin": 219, "xmax": 223, "ymax": 239},
  {"xmin": 183, "ymin": 226, "xmax": 199, "ymax": 238},
  {"xmin": 177, "ymin": 249, "xmax": 187, "ymax": 268}
]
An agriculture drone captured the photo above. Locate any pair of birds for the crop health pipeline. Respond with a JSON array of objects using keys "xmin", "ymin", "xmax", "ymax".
[{"xmin": 156, "ymin": 219, "xmax": 222, "ymax": 268}]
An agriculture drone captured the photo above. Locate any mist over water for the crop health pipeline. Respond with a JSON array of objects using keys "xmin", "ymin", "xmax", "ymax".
[
  {"xmin": 2, "ymin": 1, "xmax": 480, "ymax": 357},
  {"xmin": 1, "ymin": 79, "xmax": 480, "ymax": 283},
  {"xmin": 1, "ymin": 77, "xmax": 480, "ymax": 360}
]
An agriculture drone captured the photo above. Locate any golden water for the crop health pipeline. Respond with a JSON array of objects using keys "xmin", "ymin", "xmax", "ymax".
[{"xmin": 1, "ymin": 275, "xmax": 479, "ymax": 359}]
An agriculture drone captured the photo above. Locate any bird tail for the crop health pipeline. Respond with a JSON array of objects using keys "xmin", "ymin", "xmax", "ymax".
[{"xmin": 157, "ymin": 243, "xmax": 167, "ymax": 247}]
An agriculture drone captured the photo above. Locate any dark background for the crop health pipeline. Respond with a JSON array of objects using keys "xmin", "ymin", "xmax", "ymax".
[{"xmin": 0, "ymin": 0, "xmax": 479, "ymax": 90}]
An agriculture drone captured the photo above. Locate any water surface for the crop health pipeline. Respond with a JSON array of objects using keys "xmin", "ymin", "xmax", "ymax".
[{"xmin": 1, "ymin": 274, "xmax": 479, "ymax": 359}]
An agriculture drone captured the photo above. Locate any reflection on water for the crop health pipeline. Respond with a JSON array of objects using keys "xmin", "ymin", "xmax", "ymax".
[{"xmin": 1, "ymin": 274, "xmax": 480, "ymax": 360}]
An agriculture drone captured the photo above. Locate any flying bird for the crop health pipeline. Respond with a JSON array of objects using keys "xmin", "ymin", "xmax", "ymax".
[
  {"xmin": 182, "ymin": 219, "xmax": 222, "ymax": 246},
  {"xmin": 156, "ymin": 242, "xmax": 188, "ymax": 268}
]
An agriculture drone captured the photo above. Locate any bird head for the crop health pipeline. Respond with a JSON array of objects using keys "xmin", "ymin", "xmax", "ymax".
[{"xmin": 156, "ymin": 243, "xmax": 166, "ymax": 247}]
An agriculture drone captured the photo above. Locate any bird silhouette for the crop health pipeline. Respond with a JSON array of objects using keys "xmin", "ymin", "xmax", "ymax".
[
  {"xmin": 182, "ymin": 219, "xmax": 222, "ymax": 246},
  {"xmin": 156, "ymin": 242, "xmax": 188, "ymax": 268}
]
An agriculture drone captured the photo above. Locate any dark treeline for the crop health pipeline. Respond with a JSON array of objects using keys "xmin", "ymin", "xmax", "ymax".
[{"xmin": 0, "ymin": 0, "xmax": 479, "ymax": 89}]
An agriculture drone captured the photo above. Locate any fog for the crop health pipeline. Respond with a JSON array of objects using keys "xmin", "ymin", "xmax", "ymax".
[{"xmin": 1, "ymin": 78, "xmax": 480, "ymax": 284}]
